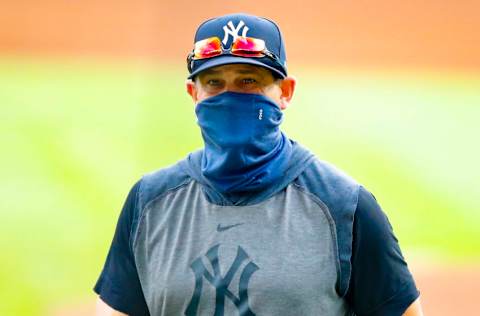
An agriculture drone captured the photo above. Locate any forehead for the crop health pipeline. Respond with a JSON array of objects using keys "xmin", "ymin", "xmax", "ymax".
[{"xmin": 197, "ymin": 64, "xmax": 273, "ymax": 77}]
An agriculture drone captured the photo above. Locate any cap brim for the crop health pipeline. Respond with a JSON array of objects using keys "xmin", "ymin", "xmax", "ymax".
[{"xmin": 187, "ymin": 55, "xmax": 286, "ymax": 79}]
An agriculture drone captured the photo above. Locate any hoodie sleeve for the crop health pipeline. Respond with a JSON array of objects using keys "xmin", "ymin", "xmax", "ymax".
[
  {"xmin": 345, "ymin": 186, "xmax": 420, "ymax": 316},
  {"xmin": 93, "ymin": 180, "xmax": 150, "ymax": 316}
]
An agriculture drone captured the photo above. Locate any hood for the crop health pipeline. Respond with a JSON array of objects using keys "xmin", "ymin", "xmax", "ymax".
[{"xmin": 180, "ymin": 139, "xmax": 315, "ymax": 206}]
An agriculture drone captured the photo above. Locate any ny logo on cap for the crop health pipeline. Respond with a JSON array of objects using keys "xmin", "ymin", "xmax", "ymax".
[{"xmin": 222, "ymin": 20, "xmax": 249, "ymax": 45}]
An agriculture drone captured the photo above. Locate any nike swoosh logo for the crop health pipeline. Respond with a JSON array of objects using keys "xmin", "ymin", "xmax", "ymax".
[{"xmin": 216, "ymin": 222, "xmax": 244, "ymax": 232}]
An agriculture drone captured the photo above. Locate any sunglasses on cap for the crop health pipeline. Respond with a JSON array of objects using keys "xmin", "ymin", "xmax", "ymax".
[{"xmin": 187, "ymin": 36, "xmax": 282, "ymax": 73}]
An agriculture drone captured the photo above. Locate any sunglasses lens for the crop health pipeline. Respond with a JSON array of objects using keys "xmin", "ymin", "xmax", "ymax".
[
  {"xmin": 231, "ymin": 37, "xmax": 266, "ymax": 57},
  {"xmin": 194, "ymin": 37, "xmax": 222, "ymax": 59}
]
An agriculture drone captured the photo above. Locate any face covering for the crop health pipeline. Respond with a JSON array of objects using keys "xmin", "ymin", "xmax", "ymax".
[{"xmin": 195, "ymin": 91, "xmax": 293, "ymax": 195}]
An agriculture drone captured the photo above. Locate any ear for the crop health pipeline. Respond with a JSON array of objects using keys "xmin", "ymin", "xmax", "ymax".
[
  {"xmin": 185, "ymin": 79, "xmax": 198, "ymax": 103},
  {"xmin": 278, "ymin": 76, "xmax": 296, "ymax": 110}
]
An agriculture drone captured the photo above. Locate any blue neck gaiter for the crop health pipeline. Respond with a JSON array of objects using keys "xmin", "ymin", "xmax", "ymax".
[{"xmin": 195, "ymin": 91, "xmax": 293, "ymax": 195}]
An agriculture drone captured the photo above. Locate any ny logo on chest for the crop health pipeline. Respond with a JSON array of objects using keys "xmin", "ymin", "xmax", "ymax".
[{"xmin": 185, "ymin": 244, "xmax": 259, "ymax": 316}]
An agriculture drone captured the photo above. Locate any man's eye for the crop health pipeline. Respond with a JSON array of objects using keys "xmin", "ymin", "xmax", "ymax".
[{"xmin": 207, "ymin": 79, "xmax": 221, "ymax": 86}]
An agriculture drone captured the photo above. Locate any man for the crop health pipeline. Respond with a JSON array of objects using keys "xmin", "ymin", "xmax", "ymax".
[{"xmin": 94, "ymin": 13, "xmax": 424, "ymax": 316}]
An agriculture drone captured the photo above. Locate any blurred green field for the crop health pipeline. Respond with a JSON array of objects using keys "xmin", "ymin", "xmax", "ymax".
[{"xmin": 1, "ymin": 58, "xmax": 479, "ymax": 315}]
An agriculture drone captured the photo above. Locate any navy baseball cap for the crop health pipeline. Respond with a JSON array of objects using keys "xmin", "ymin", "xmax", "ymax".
[{"xmin": 187, "ymin": 13, "xmax": 288, "ymax": 79}]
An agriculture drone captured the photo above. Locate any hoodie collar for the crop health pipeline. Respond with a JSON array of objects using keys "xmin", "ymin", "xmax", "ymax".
[{"xmin": 180, "ymin": 139, "xmax": 315, "ymax": 206}]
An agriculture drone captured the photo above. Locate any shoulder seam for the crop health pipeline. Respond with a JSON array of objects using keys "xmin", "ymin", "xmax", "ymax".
[
  {"xmin": 132, "ymin": 177, "xmax": 193, "ymax": 251},
  {"xmin": 289, "ymin": 182, "xmax": 342, "ymax": 287},
  {"xmin": 128, "ymin": 177, "xmax": 144, "ymax": 253},
  {"xmin": 342, "ymin": 184, "xmax": 360, "ymax": 296}
]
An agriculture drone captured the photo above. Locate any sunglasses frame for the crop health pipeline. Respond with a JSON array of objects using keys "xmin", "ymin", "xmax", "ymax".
[{"xmin": 187, "ymin": 36, "xmax": 282, "ymax": 73}]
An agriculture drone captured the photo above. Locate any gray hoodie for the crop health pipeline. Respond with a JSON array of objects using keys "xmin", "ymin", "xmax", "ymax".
[{"xmin": 131, "ymin": 140, "xmax": 359, "ymax": 315}]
